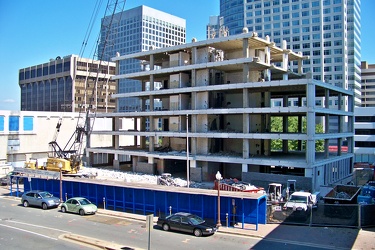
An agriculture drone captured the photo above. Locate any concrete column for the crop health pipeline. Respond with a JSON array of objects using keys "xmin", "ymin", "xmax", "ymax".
[
  {"xmin": 242, "ymin": 164, "xmax": 248, "ymax": 172},
  {"xmin": 243, "ymin": 38, "xmax": 249, "ymax": 58},
  {"xmin": 306, "ymin": 80, "xmax": 316, "ymax": 164},
  {"xmin": 282, "ymin": 95, "xmax": 288, "ymax": 153},
  {"xmin": 133, "ymin": 118, "xmax": 138, "ymax": 146}
]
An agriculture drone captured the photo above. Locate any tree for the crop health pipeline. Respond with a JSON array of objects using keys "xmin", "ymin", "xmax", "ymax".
[{"xmin": 270, "ymin": 116, "xmax": 324, "ymax": 152}]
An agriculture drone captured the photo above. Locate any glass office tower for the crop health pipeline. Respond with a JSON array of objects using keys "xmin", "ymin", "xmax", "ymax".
[
  {"xmin": 99, "ymin": 5, "xmax": 186, "ymax": 112},
  {"xmin": 220, "ymin": 0, "xmax": 361, "ymax": 106}
]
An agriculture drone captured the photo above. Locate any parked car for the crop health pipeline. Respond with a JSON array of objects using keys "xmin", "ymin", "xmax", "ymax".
[
  {"xmin": 60, "ymin": 197, "xmax": 97, "ymax": 216},
  {"xmin": 157, "ymin": 212, "xmax": 217, "ymax": 237},
  {"xmin": 21, "ymin": 190, "xmax": 60, "ymax": 210},
  {"xmin": 0, "ymin": 171, "xmax": 24, "ymax": 186}
]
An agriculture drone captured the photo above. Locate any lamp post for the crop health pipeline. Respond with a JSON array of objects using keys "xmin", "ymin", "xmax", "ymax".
[
  {"xmin": 216, "ymin": 171, "xmax": 222, "ymax": 227},
  {"xmin": 58, "ymin": 162, "xmax": 63, "ymax": 202}
]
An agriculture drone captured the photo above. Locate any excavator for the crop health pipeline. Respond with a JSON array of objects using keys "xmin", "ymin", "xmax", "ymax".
[{"xmin": 24, "ymin": 117, "xmax": 85, "ymax": 174}]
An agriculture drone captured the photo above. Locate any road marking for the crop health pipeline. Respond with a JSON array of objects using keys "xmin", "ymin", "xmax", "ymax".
[
  {"xmin": 1, "ymin": 219, "xmax": 70, "ymax": 233},
  {"xmin": 0, "ymin": 223, "xmax": 58, "ymax": 240}
]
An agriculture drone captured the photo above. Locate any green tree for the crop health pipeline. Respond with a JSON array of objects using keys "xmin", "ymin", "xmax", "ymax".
[{"xmin": 270, "ymin": 116, "xmax": 324, "ymax": 151}]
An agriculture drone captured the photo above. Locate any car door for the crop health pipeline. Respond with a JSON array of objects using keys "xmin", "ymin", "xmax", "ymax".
[
  {"xmin": 168, "ymin": 215, "xmax": 182, "ymax": 231},
  {"xmin": 179, "ymin": 216, "xmax": 193, "ymax": 233},
  {"xmin": 70, "ymin": 199, "xmax": 80, "ymax": 213},
  {"xmin": 27, "ymin": 192, "xmax": 37, "ymax": 206},
  {"xmin": 34, "ymin": 193, "xmax": 43, "ymax": 207}
]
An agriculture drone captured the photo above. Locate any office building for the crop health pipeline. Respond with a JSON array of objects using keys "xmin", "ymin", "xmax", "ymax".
[
  {"xmin": 87, "ymin": 31, "xmax": 354, "ymax": 192},
  {"xmin": 99, "ymin": 5, "xmax": 186, "ymax": 112},
  {"xmin": 360, "ymin": 61, "xmax": 375, "ymax": 107},
  {"xmin": 219, "ymin": 0, "xmax": 361, "ymax": 106},
  {"xmin": 19, "ymin": 55, "xmax": 116, "ymax": 113}
]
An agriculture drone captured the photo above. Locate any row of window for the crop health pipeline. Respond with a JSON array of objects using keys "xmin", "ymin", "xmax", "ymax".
[
  {"xmin": 0, "ymin": 116, "xmax": 33, "ymax": 132},
  {"xmin": 246, "ymin": 0, "xmax": 342, "ymax": 6},
  {"xmin": 247, "ymin": 7, "xmax": 342, "ymax": 16}
]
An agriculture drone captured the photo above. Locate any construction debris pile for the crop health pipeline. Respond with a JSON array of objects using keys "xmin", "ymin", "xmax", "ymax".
[{"xmin": 81, "ymin": 168, "xmax": 189, "ymax": 187}]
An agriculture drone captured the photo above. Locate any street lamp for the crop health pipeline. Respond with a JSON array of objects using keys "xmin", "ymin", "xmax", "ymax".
[
  {"xmin": 58, "ymin": 162, "xmax": 63, "ymax": 202},
  {"xmin": 216, "ymin": 171, "xmax": 222, "ymax": 227}
]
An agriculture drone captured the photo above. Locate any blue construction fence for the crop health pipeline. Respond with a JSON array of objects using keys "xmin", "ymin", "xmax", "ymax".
[{"xmin": 16, "ymin": 177, "xmax": 267, "ymax": 230}]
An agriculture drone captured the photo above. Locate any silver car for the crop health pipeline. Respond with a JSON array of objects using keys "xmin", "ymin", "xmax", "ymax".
[{"xmin": 21, "ymin": 190, "xmax": 60, "ymax": 210}]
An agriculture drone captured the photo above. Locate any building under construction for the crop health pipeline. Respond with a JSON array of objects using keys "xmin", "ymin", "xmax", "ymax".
[{"xmin": 87, "ymin": 30, "xmax": 354, "ymax": 192}]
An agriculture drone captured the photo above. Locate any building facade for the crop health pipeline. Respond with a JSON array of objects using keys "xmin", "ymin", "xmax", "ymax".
[
  {"xmin": 0, "ymin": 110, "xmax": 133, "ymax": 168},
  {"xmin": 219, "ymin": 0, "xmax": 361, "ymax": 106},
  {"xmin": 99, "ymin": 5, "xmax": 186, "ymax": 112},
  {"xmin": 360, "ymin": 61, "xmax": 375, "ymax": 107},
  {"xmin": 87, "ymin": 30, "xmax": 354, "ymax": 192},
  {"xmin": 354, "ymin": 107, "xmax": 375, "ymax": 164},
  {"xmin": 19, "ymin": 55, "xmax": 116, "ymax": 113}
]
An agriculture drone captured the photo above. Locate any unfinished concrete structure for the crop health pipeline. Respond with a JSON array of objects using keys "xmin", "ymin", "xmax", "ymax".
[{"xmin": 87, "ymin": 30, "xmax": 354, "ymax": 192}]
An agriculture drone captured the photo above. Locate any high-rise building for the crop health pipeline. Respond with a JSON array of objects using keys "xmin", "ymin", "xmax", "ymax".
[
  {"xmin": 360, "ymin": 61, "xmax": 375, "ymax": 107},
  {"xmin": 219, "ymin": 0, "xmax": 361, "ymax": 106},
  {"xmin": 19, "ymin": 55, "xmax": 116, "ymax": 113},
  {"xmin": 99, "ymin": 6, "xmax": 186, "ymax": 112}
]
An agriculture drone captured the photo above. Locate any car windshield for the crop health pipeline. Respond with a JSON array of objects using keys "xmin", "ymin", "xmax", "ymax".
[
  {"xmin": 78, "ymin": 198, "xmax": 91, "ymax": 205},
  {"xmin": 289, "ymin": 195, "xmax": 307, "ymax": 203},
  {"xmin": 40, "ymin": 192, "xmax": 53, "ymax": 198},
  {"xmin": 188, "ymin": 215, "xmax": 205, "ymax": 225}
]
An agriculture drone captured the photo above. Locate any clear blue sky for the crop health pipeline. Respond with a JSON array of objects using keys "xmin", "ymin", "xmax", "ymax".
[{"xmin": 0, "ymin": 0, "xmax": 374, "ymax": 111}]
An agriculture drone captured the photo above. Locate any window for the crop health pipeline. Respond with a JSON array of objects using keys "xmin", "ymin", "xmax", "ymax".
[
  {"xmin": 274, "ymin": 23, "xmax": 280, "ymax": 28},
  {"xmin": 312, "ymin": 18, "xmax": 320, "ymax": 24},
  {"xmin": 0, "ymin": 116, "xmax": 4, "ymax": 131},
  {"xmin": 313, "ymin": 50, "xmax": 321, "ymax": 56},
  {"xmin": 302, "ymin": 35, "xmax": 310, "ymax": 40},
  {"xmin": 9, "ymin": 116, "xmax": 19, "ymax": 131},
  {"xmin": 302, "ymin": 19, "xmax": 309, "ymax": 25},
  {"xmin": 312, "ymin": 58, "xmax": 321, "ymax": 64},
  {"xmin": 303, "ymin": 43, "xmax": 310, "ymax": 48},
  {"xmin": 324, "ymin": 41, "xmax": 331, "ymax": 47},
  {"xmin": 302, "ymin": 27, "xmax": 310, "ymax": 32},
  {"xmin": 23, "ymin": 116, "xmax": 33, "ymax": 131},
  {"xmin": 324, "ymin": 50, "xmax": 331, "ymax": 55},
  {"xmin": 324, "ymin": 58, "xmax": 332, "ymax": 63},
  {"xmin": 313, "ymin": 42, "xmax": 321, "ymax": 47},
  {"xmin": 312, "ymin": 26, "xmax": 320, "ymax": 31},
  {"xmin": 292, "ymin": 20, "xmax": 299, "ymax": 26}
]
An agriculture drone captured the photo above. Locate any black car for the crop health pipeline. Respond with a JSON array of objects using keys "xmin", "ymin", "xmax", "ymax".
[{"xmin": 157, "ymin": 212, "xmax": 217, "ymax": 237}]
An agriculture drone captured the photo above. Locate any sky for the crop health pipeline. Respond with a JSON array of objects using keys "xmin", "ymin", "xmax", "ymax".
[{"xmin": 0, "ymin": 0, "xmax": 374, "ymax": 111}]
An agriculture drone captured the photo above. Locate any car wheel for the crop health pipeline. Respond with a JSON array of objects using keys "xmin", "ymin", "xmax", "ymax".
[
  {"xmin": 61, "ymin": 206, "xmax": 66, "ymax": 213},
  {"xmin": 79, "ymin": 209, "xmax": 85, "ymax": 216},
  {"xmin": 23, "ymin": 200, "xmax": 29, "ymax": 207},
  {"xmin": 162, "ymin": 223, "xmax": 170, "ymax": 231},
  {"xmin": 193, "ymin": 228, "xmax": 202, "ymax": 237},
  {"xmin": 42, "ymin": 203, "xmax": 48, "ymax": 210}
]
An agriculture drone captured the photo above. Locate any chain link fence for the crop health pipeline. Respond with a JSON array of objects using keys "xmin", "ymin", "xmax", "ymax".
[{"xmin": 267, "ymin": 202, "xmax": 375, "ymax": 228}]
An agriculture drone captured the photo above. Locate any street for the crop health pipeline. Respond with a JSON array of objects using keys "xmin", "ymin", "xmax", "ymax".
[{"xmin": 0, "ymin": 195, "xmax": 367, "ymax": 250}]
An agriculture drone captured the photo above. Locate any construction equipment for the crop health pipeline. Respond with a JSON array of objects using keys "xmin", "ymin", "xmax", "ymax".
[
  {"xmin": 267, "ymin": 183, "xmax": 283, "ymax": 204},
  {"xmin": 214, "ymin": 179, "xmax": 265, "ymax": 193},
  {"xmin": 25, "ymin": 0, "xmax": 127, "ymax": 175}
]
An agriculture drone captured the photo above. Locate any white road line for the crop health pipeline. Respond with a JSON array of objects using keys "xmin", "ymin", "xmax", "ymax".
[
  {"xmin": 0, "ymin": 223, "xmax": 58, "ymax": 240},
  {"xmin": 1, "ymin": 219, "xmax": 70, "ymax": 233}
]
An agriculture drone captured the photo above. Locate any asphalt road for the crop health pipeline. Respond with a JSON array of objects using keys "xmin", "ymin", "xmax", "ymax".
[{"xmin": 1, "ymin": 196, "xmax": 354, "ymax": 250}]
